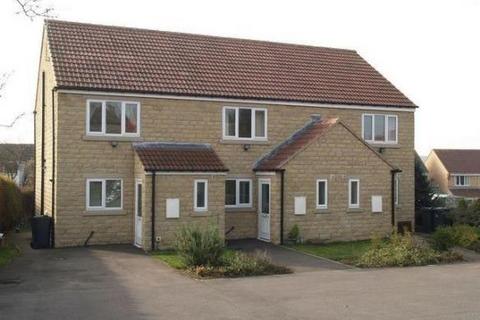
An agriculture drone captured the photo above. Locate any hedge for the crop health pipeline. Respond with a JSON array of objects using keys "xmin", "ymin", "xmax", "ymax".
[{"xmin": 0, "ymin": 176, "xmax": 32, "ymax": 232}]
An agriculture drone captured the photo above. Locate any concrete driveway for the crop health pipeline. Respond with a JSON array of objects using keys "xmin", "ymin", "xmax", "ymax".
[{"xmin": 2, "ymin": 233, "xmax": 480, "ymax": 320}]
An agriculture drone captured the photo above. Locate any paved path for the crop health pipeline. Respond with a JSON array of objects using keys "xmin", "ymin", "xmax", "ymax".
[
  {"xmin": 2, "ymin": 233, "xmax": 480, "ymax": 319},
  {"xmin": 227, "ymin": 239, "xmax": 350, "ymax": 272}
]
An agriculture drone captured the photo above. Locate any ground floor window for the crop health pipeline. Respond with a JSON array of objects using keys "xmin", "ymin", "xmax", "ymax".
[
  {"xmin": 348, "ymin": 179, "xmax": 360, "ymax": 208},
  {"xmin": 316, "ymin": 179, "xmax": 328, "ymax": 209},
  {"xmin": 225, "ymin": 179, "xmax": 252, "ymax": 207},
  {"xmin": 86, "ymin": 178, "xmax": 122, "ymax": 210},
  {"xmin": 194, "ymin": 179, "xmax": 208, "ymax": 211}
]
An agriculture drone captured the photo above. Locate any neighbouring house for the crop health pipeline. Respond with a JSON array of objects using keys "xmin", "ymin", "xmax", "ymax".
[
  {"xmin": 425, "ymin": 149, "xmax": 480, "ymax": 201},
  {"xmin": 0, "ymin": 143, "xmax": 34, "ymax": 187},
  {"xmin": 35, "ymin": 20, "xmax": 416, "ymax": 250}
]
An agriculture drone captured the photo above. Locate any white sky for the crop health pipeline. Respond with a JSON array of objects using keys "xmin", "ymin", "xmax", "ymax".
[{"xmin": 0, "ymin": 0, "xmax": 479, "ymax": 156}]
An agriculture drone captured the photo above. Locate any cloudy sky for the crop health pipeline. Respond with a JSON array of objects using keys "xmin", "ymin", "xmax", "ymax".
[{"xmin": 0, "ymin": 0, "xmax": 479, "ymax": 156}]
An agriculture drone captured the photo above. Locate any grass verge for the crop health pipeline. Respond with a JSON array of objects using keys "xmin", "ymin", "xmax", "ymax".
[
  {"xmin": 288, "ymin": 240, "xmax": 372, "ymax": 265},
  {"xmin": 0, "ymin": 245, "xmax": 20, "ymax": 267}
]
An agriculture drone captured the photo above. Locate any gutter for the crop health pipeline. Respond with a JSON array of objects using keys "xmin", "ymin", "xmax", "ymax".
[
  {"xmin": 151, "ymin": 171, "xmax": 156, "ymax": 251},
  {"xmin": 391, "ymin": 168, "xmax": 402, "ymax": 228}
]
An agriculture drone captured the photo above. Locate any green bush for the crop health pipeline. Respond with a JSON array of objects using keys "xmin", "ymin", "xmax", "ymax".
[
  {"xmin": 431, "ymin": 225, "xmax": 479, "ymax": 251},
  {"xmin": 357, "ymin": 232, "xmax": 440, "ymax": 267},
  {"xmin": 0, "ymin": 176, "xmax": 24, "ymax": 231},
  {"xmin": 287, "ymin": 224, "xmax": 300, "ymax": 243},
  {"xmin": 174, "ymin": 224, "xmax": 224, "ymax": 267},
  {"xmin": 450, "ymin": 199, "xmax": 480, "ymax": 227}
]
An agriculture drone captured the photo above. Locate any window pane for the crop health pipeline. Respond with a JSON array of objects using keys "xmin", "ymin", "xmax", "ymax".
[
  {"xmin": 125, "ymin": 103, "xmax": 138, "ymax": 134},
  {"xmin": 255, "ymin": 110, "xmax": 266, "ymax": 137},
  {"xmin": 388, "ymin": 116, "xmax": 397, "ymax": 142},
  {"xmin": 89, "ymin": 181, "xmax": 102, "ymax": 207},
  {"xmin": 238, "ymin": 109, "xmax": 252, "ymax": 138},
  {"xmin": 374, "ymin": 115, "xmax": 385, "ymax": 141},
  {"xmin": 137, "ymin": 183, "xmax": 142, "ymax": 217},
  {"xmin": 196, "ymin": 182, "xmax": 206, "ymax": 208},
  {"xmin": 225, "ymin": 180, "xmax": 236, "ymax": 205},
  {"xmin": 89, "ymin": 102, "xmax": 103, "ymax": 132},
  {"xmin": 105, "ymin": 180, "xmax": 122, "ymax": 208},
  {"xmin": 106, "ymin": 101, "xmax": 122, "ymax": 134},
  {"xmin": 350, "ymin": 181, "xmax": 358, "ymax": 205},
  {"xmin": 318, "ymin": 181, "xmax": 326, "ymax": 205},
  {"xmin": 261, "ymin": 184, "xmax": 270, "ymax": 214},
  {"xmin": 239, "ymin": 181, "xmax": 250, "ymax": 204},
  {"xmin": 225, "ymin": 109, "xmax": 236, "ymax": 137},
  {"xmin": 363, "ymin": 115, "xmax": 373, "ymax": 141}
]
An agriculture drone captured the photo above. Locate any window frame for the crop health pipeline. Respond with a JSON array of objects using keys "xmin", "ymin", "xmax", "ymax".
[
  {"xmin": 454, "ymin": 175, "xmax": 470, "ymax": 187},
  {"xmin": 222, "ymin": 106, "xmax": 268, "ymax": 141},
  {"xmin": 86, "ymin": 178, "xmax": 123, "ymax": 211},
  {"xmin": 348, "ymin": 178, "xmax": 360, "ymax": 209},
  {"xmin": 316, "ymin": 179, "xmax": 328, "ymax": 209},
  {"xmin": 225, "ymin": 178, "xmax": 253, "ymax": 208},
  {"xmin": 395, "ymin": 175, "xmax": 400, "ymax": 206},
  {"xmin": 86, "ymin": 100, "xmax": 141, "ymax": 137},
  {"xmin": 194, "ymin": 179, "xmax": 208, "ymax": 212},
  {"xmin": 362, "ymin": 114, "xmax": 398, "ymax": 144}
]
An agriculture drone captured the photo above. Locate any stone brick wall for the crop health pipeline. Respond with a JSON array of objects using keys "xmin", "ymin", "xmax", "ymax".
[
  {"xmin": 425, "ymin": 151, "xmax": 450, "ymax": 193},
  {"xmin": 275, "ymin": 124, "xmax": 393, "ymax": 243}
]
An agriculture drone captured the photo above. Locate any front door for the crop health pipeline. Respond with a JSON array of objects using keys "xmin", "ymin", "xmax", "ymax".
[
  {"xmin": 134, "ymin": 179, "xmax": 143, "ymax": 247},
  {"xmin": 258, "ymin": 179, "xmax": 271, "ymax": 241}
]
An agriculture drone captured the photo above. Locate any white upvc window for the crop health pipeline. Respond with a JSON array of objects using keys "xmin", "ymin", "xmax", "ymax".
[
  {"xmin": 454, "ymin": 175, "xmax": 470, "ymax": 187},
  {"xmin": 362, "ymin": 114, "xmax": 397, "ymax": 144},
  {"xmin": 316, "ymin": 179, "xmax": 328, "ymax": 209},
  {"xmin": 225, "ymin": 179, "xmax": 252, "ymax": 207},
  {"xmin": 223, "ymin": 106, "xmax": 267, "ymax": 140},
  {"xmin": 348, "ymin": 179, "xmax": 360, "ymax": 209},
  {"xmin": 86, "ymin": 178, "xmax": 123, "ymax": 210},
  {"xmin": 194, "ymin": 179, "xmax": 208, "ymax": 212},
  {"xmin": 86, "ymin": 100, "xmax": 140, "ymax": 136}
]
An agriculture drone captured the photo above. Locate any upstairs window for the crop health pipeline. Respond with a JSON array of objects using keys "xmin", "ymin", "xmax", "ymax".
[
  {"xmin": 225, "ymin": 179, "xmax": 252, "ymax": 207},
  {"xmin": 316, "ymin": 179, "xmax": 328, "ymax": 209},
  {"xmin": 455, "ymin": 175, "xmax": 470, "ymax": 187},
  {"xmin": 362, "ymin": 114, "xmax": 397, "ymax": 144},
  {"xmin": 87, "ymin": 100, "xmax": 140, "ymax": 136},
  {"xmin": 223, "ymin": 107, "xmax": 267, "ymax": 140}
]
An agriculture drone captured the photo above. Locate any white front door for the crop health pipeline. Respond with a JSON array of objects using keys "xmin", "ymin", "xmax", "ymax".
[
  {"xmin": 258, "ymin": 179, "xmax": 271, "ymax": 241},
  {"xmin": 134, "ymin": 179, "xmax": 143, "ymax": 248}
]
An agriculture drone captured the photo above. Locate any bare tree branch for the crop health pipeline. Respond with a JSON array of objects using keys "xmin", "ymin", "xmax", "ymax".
[
  {"xmin": 0, "ymin": 73, "xmax": 11, "ymax": 99},
  {"xmin": 0, "ymin": 112, "xmax": 26, "ymax": 128},
  {"xmin": 14, "ymin": 0, "xmax": 54, "ymax": 20}
]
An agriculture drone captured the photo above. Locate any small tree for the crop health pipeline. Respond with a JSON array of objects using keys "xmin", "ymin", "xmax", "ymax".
[{"xmin": 415, "ymin": 154, "xmax": 439, "ymax": 209}]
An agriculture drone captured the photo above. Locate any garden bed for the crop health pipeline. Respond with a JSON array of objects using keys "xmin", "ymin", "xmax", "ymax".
[{"xmin": 153, "ymin": 249, "xmax": 292, "ymax": 278}]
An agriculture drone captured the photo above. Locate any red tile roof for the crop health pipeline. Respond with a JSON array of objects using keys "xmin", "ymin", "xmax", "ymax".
[
  {"xmin": 45, "ymin": 20, "xmax": 416, "ymax": 108},
  {"xmin": 133, "ymin": 142, "xmax": 228, "ymax": 172},
  {"xmin": 433, "ymin": 149, "xmax": 480, "ymax": 174},
  {"xmin": 254, "ymin": 116, "xmax": 395, "ymax": 171},
  {"xmin": 450, "ymin": 188, "xmax": 480, "ymax": 199}
]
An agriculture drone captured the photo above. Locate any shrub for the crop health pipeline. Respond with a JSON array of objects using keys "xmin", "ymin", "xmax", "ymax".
[
  {"xmin": 174, "ymin": 224, "xmax": 224, "ymax": 267},
  {"xmin": 357, "ymin": 232, "xmax": 440, "ymax": 267},
  {"xmin": 431, "ymin": 225, "xmax": 479, "ymax": 251},
  {"xmin": 0, "ymin": 176, "xmax": 24, "ymax": 232},
  {"xmin": 287, "ymin": 224, "xmax": 300, "ymax": 243},
  {"xmin": 450, "ymin": 199, "xmax": 480, "ymax": 227}
]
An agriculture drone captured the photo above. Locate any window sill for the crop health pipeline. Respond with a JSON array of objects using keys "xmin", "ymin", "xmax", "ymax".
[
  {"xmin": 367, "ymin": 143, "xmax": 401, "ymax": 149},
  {"xmin": 83, "ymin": 135, "xmax": 144, "ymax": 142},
  {"xmin": 225, "ymin": 207, "xmax": 254, "ymax": 213},
  {"xmin": 83, "ymin": 210, "xmax": 126, "ymax": 216},
  {"xmin": 346, "ymin": 208, "xmax": 363, "ymax": 213},
  {"xmin": 315, "ymin": 209, "xmax": 331, "ymax": 214},
  {"xmin": 220, "ymin": 139, "xmax": 270, "ymax": 145}
]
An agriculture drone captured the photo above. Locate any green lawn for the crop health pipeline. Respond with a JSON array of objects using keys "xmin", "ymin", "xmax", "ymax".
[
  {"xmin": 152, "ymin": 250, "xmax": 187, "ymax": 269},
  {"xmin": 288, "ymin": 240, "xmax": 373, "ymax": 265},
  {"xmin": 0, "ymin": 245, "xmax": 20, "ymax": 267}
]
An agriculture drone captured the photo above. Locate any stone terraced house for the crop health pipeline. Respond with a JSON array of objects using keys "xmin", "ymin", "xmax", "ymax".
[{"xmin": 35, "ymin": 20, "xmax": 417, "ymax": 250}]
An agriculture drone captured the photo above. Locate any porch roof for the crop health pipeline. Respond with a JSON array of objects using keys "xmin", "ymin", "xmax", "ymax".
[{"xmin": 133, "ymin": 142, "xmax": 228, "ymax": 172}]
